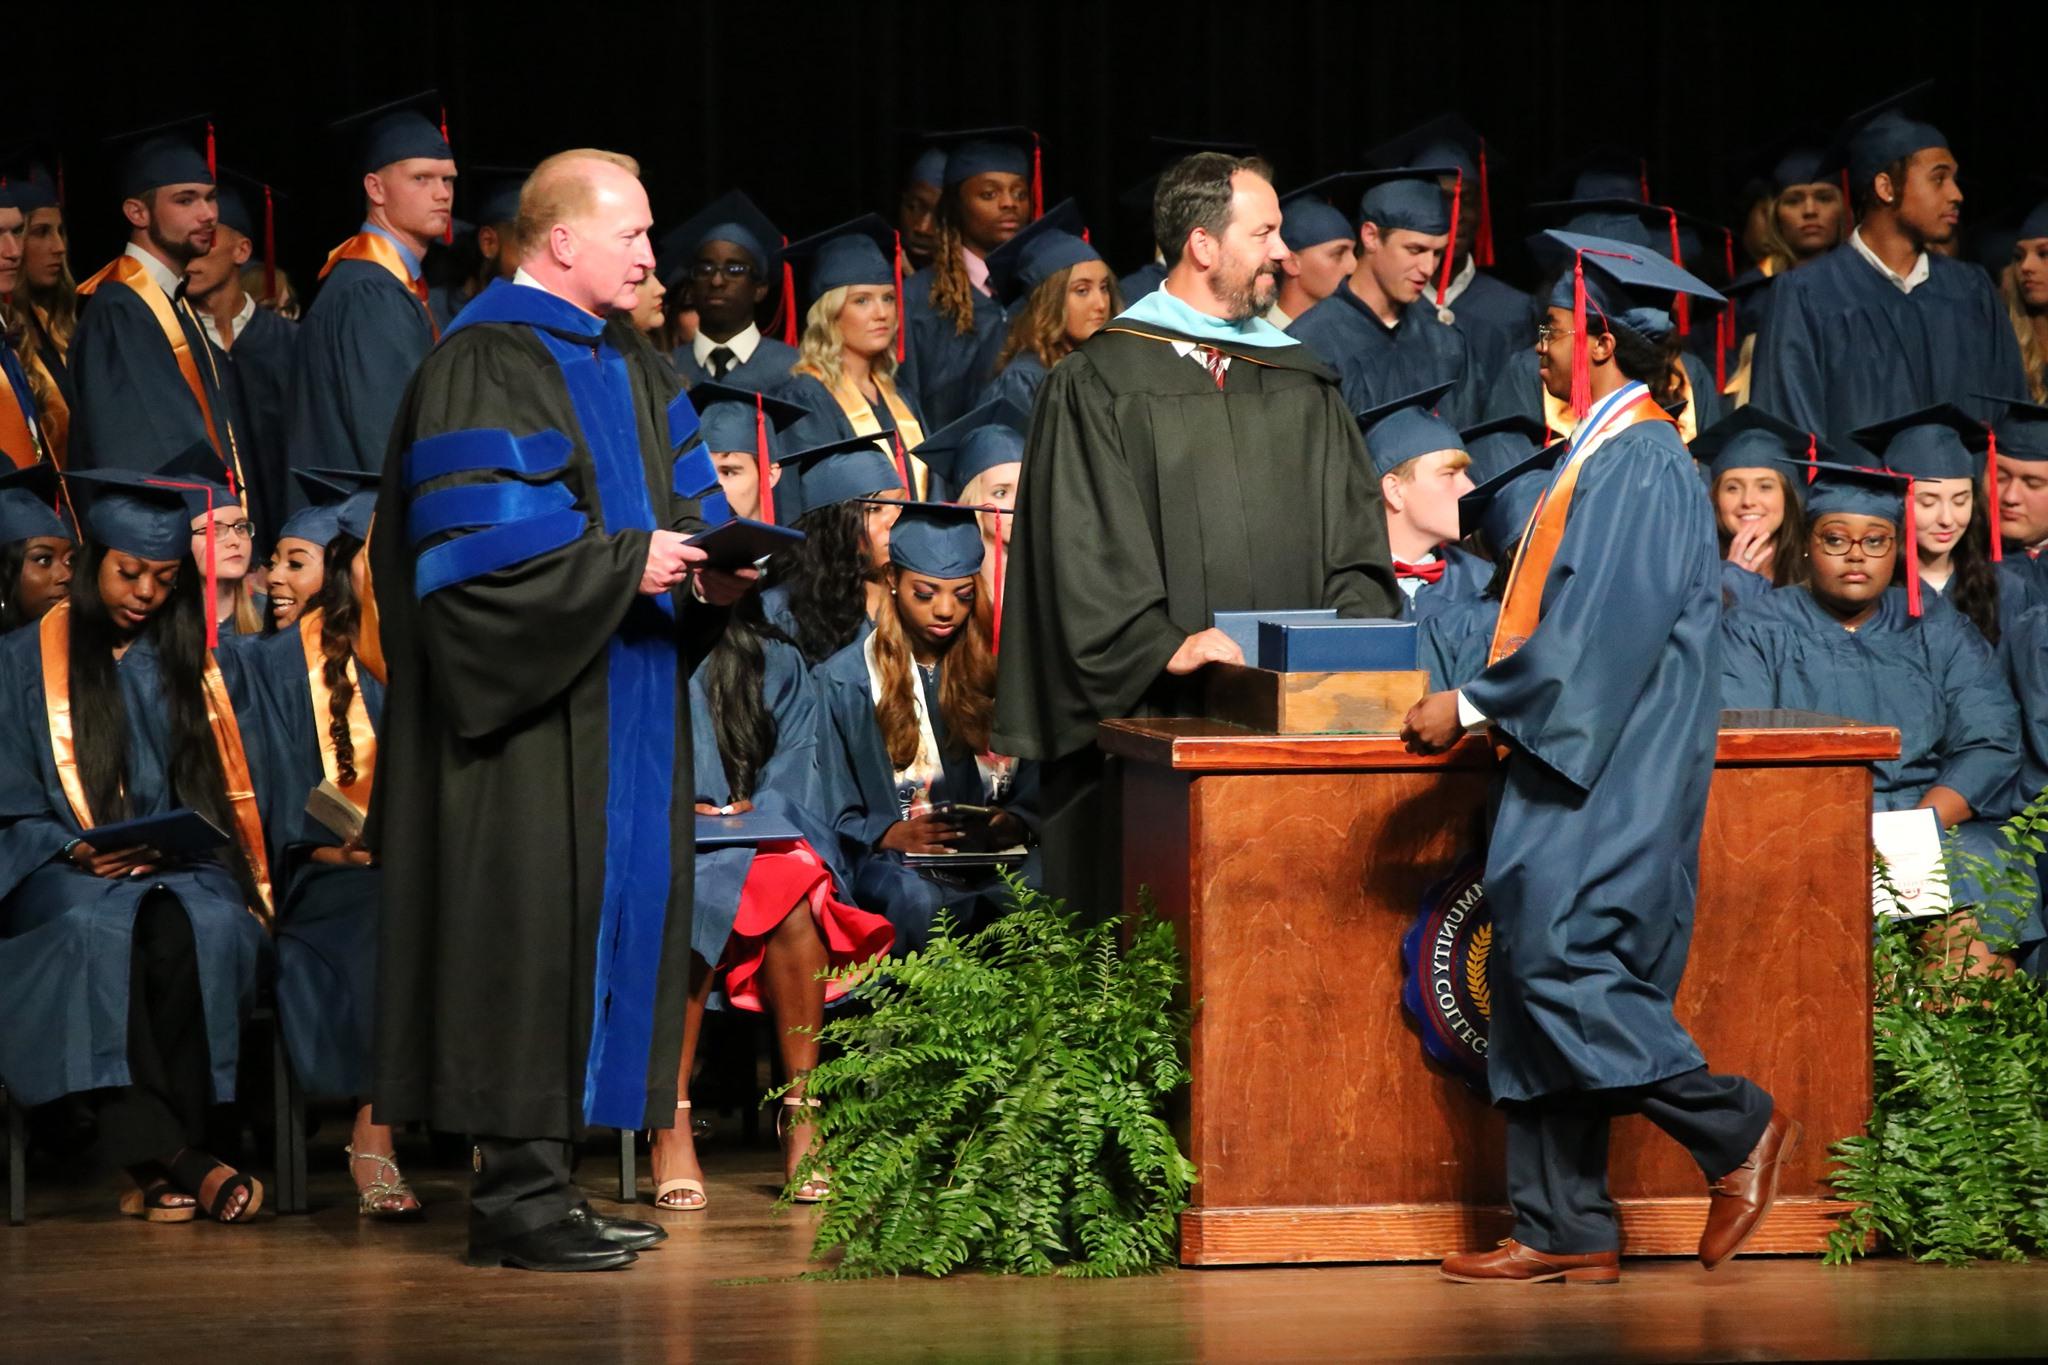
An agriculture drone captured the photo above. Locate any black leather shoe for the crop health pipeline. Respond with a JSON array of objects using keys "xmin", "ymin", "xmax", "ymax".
[
  {"xmin": 466, "ymin": 1218, "xmax": 639, "ymax": 1272},
  {"xmin": 568, "ymin": 1201, "xmax": 669, "ymax": 1252}
]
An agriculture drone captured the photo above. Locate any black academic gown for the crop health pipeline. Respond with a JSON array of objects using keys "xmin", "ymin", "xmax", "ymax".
[
  {"xmin": 672, "ymin": 333, "xmax": 802, "ymax": 394},
  {"xmin": 225, "ymin": 306, "xmax": 299, "ymax": 548},
  {"xmin": 1750, "ymin": 243, "xmax": 2026, "ymax": 458},
  {"xmin": 991, "ymin": 320, "xmax": 1399, "ymax": 909},
  {"xmin": 1288, "ymin": 278, "xmax": 1484, "ymax": 428},
  {"xmin": 368, "ymin": 280, "xmax": 715, "ymax": 1141},
  {"xmin": 1459, "ymin": 397, "xmax": 1723, "ymax": 1103},
  {"xmin": 902, "ymin": 265, "xmax": 1008, "ymax": 433},
  {"xmin": 286, "ymin": 258, "xmax": 437, "ymax": 481},
  {"xmin": 69, "ymin": 267, "xmax": 245, "ymax": 475}
]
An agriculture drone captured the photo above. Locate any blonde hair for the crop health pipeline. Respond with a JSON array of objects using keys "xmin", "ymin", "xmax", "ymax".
[
  {"xmin": 513, "ymin": 149, "xmax": 642, "ymax": 259},
  {"xmin": 1387, "ymin": 449, "xmax": 1471, "ymax": 483},
  {"xmin": 1756, "ymin": 183, "xmax": 1846, "ymax": 276},
  {"xmin": 793, "ymin": 286, "xmax": 898, "ymax": 389},
  {"xmin": 2002, "ymin": 268, "xmax": 2048, "ymax": 403}
]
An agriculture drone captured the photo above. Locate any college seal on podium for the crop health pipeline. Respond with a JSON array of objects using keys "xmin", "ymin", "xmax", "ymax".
[{"xmin": 1401, "ymin": 854, "xmax": 1492, "ymax": 1086}]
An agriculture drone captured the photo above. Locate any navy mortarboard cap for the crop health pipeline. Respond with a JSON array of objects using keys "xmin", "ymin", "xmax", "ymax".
[
  {"xmin": 1803, "ymin": 460, "xmax": 1907, "ymax": 522},
  {"xmin": 66, "ymin": 468, "xmax": 200, "ymax": 561},
  {"xmin": 1819, "ymin": 83, "xmax": 1948, "ymax": 191},
  {"xmin": 0, "ymin": 464, "xmax": 72, "ymax": 545},
  {"xmin": 913, "ymin": 398, "xmax": 1030, "ymax": 494},
  {"xmin": 877, "ymin": 500, "xmax": 990, "ymax": 579},
  {"xmin": 277, "ymin": 494, "xmax": 342, "ymax": 548},
  {"xmin": 106, "ymin": 116, "xmax": 216, "ymax": 199},
  {"xmin": 667, "ymin": 188, "xmax": 781, "ymax": 277},
  {"xmin": 1986, "ymin": 396, "xmax": 2048, "ymax": 464},
  {"xmin": 1534, "ymin": 229, "xmax": 1724, "ymax": 342},
  {"xmin": 1691, "ymin": 407, "xmax": 1826, "ymax": 486},
  {"xmin": 985, "ymin": 198, "xmax": 1100, "ymax": 308},
  {"xmin": 1768, "ymin": 147, "xmax": 1828, "ymax": 195},
  {"xmin": 1279, "ymin": 173, "xmax": 1366, "ymax": 253},
  {"xmin": 465, "ymin": 165, "xmax": 530, "ymax": 228},
  {"xmin": 213, "ymin": 183, "xmax": 255, "ymax": 239},
  {"xmin": 2021, "ymin": 199, "xmax": 2048, "ymax": 244},
  {"xmin": 155, "ymin": 443, "xmax": 239, "ymax": 522},
  {"xmin": 908, "ymin": 145, "xmax": 948, "ymax": 190},
  {"xmin": 1354, "ymin": 166, "xmax": 1457, "ymax": 236},
  {"xmin": 331, "ymin": 91, "xmax": 452, "ymax": 176},
  {"xmin": 1551, "ymin": 146, "xmax": 1651, "ymax": 204},
  {"xmin": 921, "ymin": 126, "xmax": 1037, "ymax": 191},
  {"xmin": 1355, "ymin": 382, "xmax": 1464, "ymax": 479},
  {"xmin": 1458, "ymin": 414, "xmax": 1551, "ymax": 483},
  {"xmin": 1365, "ymin": 114, "xmax": 1497, "ymax": 266},
  {"xmin": 783, "ymin": 213, "xmax": 900, "ymax": 310},
  {"xmin": 781, "ymin": 433, "xmax": 907, "ymax": 518},
  {"xmin": 1852, "ymin": 404, "xmax": 1989, "ymax": 483},
  {"xmin": 0, "ymin": 151, "xmax": 58, "ymax": 213},
  {"xmin": 1459, "ymin": 440, "xmax": 1563, "ymax": 548},
  {"xmin": 299, "ymin": 467, "xmax": 380, "ymax": 541},
  {"xmin": 689, "ymin": 382, "xmax": 811, "ymax": 456}
]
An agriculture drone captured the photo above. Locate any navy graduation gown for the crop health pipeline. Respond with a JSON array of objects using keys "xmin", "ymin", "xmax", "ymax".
[
  {"xmin": 1721, "ymin": 560, "xmax": 1771, "ymax": 608},
  {"xmin": 1402, "ymin": 545, "xmax": 1491, "ymax": 622},
  {"xmin": 672, "ymin": 334, "xmax": 802, "ymax": 394},
  {"xmin": 1118, "ymin": 261, "xmax": 1166, "ymax": 304},
  {"xmin": 1749, "ymin": 245, "xmax": 2026, "ymax": 457},
  {"xmin": 69, "ymin": 274, "xmax": 245, "ymax": 474},
  {"xmin": 285, "ymin": 258, "xmax": 437, "ymax": 479},
  {"xmin": 902, "ymin": 265, "xmax": 1009, "ymax": 432},
  {"xmin": 1418, "ymin": 593, "xmax": 1499, "ymax": 691},
  {"xmin": 974, "ymin": 351, "xmax": 1049, "ymax": 419},
  {"xmin": 2004, "ymin": 602, "xmax": 2048, "ymax": 807},
  {"xmin": 1443, "ymin": 269, "xmax": 1533, "ymax": 397},
  {"xmin": 0, "ymin": 630, "xmax": 270, "ymax": 1109},
  {"xmin": 1288, "ymin": 278, "xmax": 1484, "ymax": 428},
  {"xmin": 225, "ymin": 306, "xmax": 300, "ymax": 546},
  {"xmin": 1459, "ymin": 412, "xmax": 1723, "ymax": 1102}
]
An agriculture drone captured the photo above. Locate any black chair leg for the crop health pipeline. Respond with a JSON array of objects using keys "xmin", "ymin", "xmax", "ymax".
[
  {"xmin": 271, "ymin": 1023, "xmax": 307, "ymax": 1215},
  {"xmin": 617, "ymin": 1129, "xmax": 637, "ymax": 1204},
  {"xmin": 5, "ymin": 1089, "xmax": 25, "ymax": 1226}
]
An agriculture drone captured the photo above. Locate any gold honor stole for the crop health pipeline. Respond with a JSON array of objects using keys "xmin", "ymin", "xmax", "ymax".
[
  {"xmin": 319, "ymin": 233, "xmax": 438, "ymax": 342},
  {"xmin": 1488, "ymin": 388, "xmax": 1675, "ymax": 667},
  {"xmin": 296, "ymin": 608, "xmax": 378, "ymax": 810},
  {"xmin": 75, "ymin": 257, "xmax": 234, "ymax": 466},
  {"xmin": 38, "ymin": 601, "xmax": 274, "ymax": 925},
  {"xmin": 804, "ymin": 367, "xmax": 929, "ymax": 497},
  {"xmin": 0, "ymin": 368, "xmax": 40, "ymax": 470}
]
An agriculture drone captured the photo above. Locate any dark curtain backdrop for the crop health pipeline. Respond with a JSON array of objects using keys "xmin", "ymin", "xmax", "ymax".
[{"xmin": 30, "ymin": 0, "xmax": 2048, "ymax": 294}]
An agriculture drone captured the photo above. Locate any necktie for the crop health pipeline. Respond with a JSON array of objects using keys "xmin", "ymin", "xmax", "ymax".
[
  {"xmin": 1198, "ymin": 346, "xmax": 1229, "ymax": 390},
  {"xmin": 709, "ymin": 346, "xmax": 736, "ymax": 379},
  {"xmin": 1394, "ymin": 559, "xmax": 1446, "ymax": 584}
]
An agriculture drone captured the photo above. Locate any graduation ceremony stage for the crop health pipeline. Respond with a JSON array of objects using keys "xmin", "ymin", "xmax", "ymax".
[{"xmin": 5, "ymin": 1138, "xmax": 2047, "ymax": 1363}]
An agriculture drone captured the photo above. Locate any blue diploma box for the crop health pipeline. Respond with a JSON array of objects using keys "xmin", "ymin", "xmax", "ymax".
[
  {"xmin": 1256, "ymin": 619, "xmax": 1419, "ymax": 673},
  {"xmin": 1211, "ymin": 608, "xmax": 1339, "ymax": 658}
]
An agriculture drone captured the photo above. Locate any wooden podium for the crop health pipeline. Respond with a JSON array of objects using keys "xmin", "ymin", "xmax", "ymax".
[{"xmin": 1099, "ymin": 710, "xmax": 1900, "ymax": 1266}]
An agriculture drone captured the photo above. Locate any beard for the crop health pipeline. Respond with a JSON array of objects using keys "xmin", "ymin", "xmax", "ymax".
[
  {"xmin": 147, "ymin": 218, "xmax": 208, "ymax": 266},
  {"xmin": 1212, "ymin": 259, "xmax": 1280, "ymax": 323}
]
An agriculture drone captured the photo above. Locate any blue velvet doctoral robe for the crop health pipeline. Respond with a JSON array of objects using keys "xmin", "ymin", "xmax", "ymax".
[
  {"xmin": 1749, "ymin": 245, "xmax": 2026, "ymax": 458},
  {"xmin": 1720, "ymin": 585, "xmax": 2038, "ymax": 947},
  {"xmin": 285, "ymin": 257, "xmax": 437, "ymax": 480},
  {"xmin": 1479, "ymin": 347, "xmax": 1725, "ymax": 440},
  {"xmin": 0, "ymin": 630, "xmax": 270, "ymax": 1109},
  {"xmin": 1459, "ymin": 397, "xmax": 1723, "ymax": 1103},
  {"xmin": 672, "ymin": 334, "xmax": 802, "ymax": 395},
  {"xmin": 247, "ymin": 625, "xmax": 386, "ymax": 1099},
  {"xmin": 69, "ymin": 270, "xmax": 245, "ymax": 474},
  {"xmin": 226, "ymin": 306, "xmax": 300, "ymax": 548},
  {"xmin": 1288, "ymin": 278, "xmax": 1484, "ymax": 428},
  {"xmin": 902, "ymin": 266, "xmax": 1009, "ymax": 433}
]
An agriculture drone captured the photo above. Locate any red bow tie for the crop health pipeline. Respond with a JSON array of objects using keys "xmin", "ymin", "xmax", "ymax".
[{"xmin": 1395, "ymin": 559, "xmax": 1446, "ymax": 583}]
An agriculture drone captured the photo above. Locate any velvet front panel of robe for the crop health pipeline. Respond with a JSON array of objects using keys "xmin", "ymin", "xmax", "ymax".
[
  {"xmin": 1459, "ymin": 416, "xmax": 1723, "ymax": 1103},
  {"xmin": 285, "ymin": 259, "xmax": 438, "ymax": 479},
  {"xmin": 1287, "ymin": 278, "xmax": 1484, "ymax": 429},
  {"xmin": 68, "ymin": 279, "xmax": 246, "ymax": 474}
]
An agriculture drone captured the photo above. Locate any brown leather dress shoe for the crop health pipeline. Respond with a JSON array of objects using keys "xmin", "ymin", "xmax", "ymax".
[
  {"xmin": 1699, "ymin": 1109, "xmax": 1801, "ymax": 1269},
  {"xmin": 1440, "ymin": 1238, "xmax": 1620, "ymax": 1285}
]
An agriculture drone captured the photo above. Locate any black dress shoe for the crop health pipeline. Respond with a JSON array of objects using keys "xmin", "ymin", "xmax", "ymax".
[
  {"xmin": 466, "ymin": 1217, "xmax": 640, "ymax": 1272},
  {"xmin": 568, "ymin": 1201, "xmax": 669, "ymax": 1251}
]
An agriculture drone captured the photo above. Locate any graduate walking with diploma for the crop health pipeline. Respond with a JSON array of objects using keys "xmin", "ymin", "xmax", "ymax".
[{"xmin": 1402, "ymin": 233, "xmax": 1798, "ymax": 1285}]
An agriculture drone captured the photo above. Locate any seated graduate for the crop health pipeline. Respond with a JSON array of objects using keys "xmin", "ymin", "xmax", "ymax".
[
  {"xmin": 1689, "ymin": 406, "xmax": 1815, "ymax": 608},
  {"xmin": 910, "ymin": 399, "xmax": 1029, "ymax": 551},
  {"xmin": 1854, "ymin": 403, "xmax": 2036, "ymax": 647},
  {"xmin": 1992, "ymin": 397, "xmax": 2048, "ymax": 562},
  {"xmin": 901, "ymin": 127, "xmax": 1037, "ymax": 431},
  {"xmin": 646, "ymin": 593, "xmax": 894, "ymax": 1214},
  {"xmin": 1719, "ymin": 461, "xmax": 2038, "ymax": 969},
  {"xmin": 1416, "ymin": 437, "xmax": 1562, "ymax": 691},
  {"xmin": 263, "ymin": 485, "xmax": 345, "ymax": 631},
  {"xmin": 896, "ymin": 143, "xmax": 947, "ymax": 275},
  {"xmin": 760, "ymin": 434, "xmax": 909, "ymax": 662},
  {"xmin": 815, "ymin": 501, "xmax": 1039, "ymax": 954},
  {"xmin": 0, "ymin": 468, "xmax": 275, "ymax": 1224},
  {"xmin": 155, "ymin": 444, "xmax": 266, "ymax": 637},
  {"xmin": 0, "ymin": 464, "xmax": 75, "ymax": 634},
  {"xmin": 242, "ymin": 473, "xmax": 419, "ymax": 1216},
  {"xmin": 1354, "ymin": 381, "xmax": 1485, "ymax": 618},
  {"xmin": 659, "ymin": 190, "xmax": 800, "ymax": 392},
  {"xmin": 779, "ymin": 215, "xmax": 930, "ymax": 493},
  {"xmin": 1288, "ymin": 166, "xmax": 1485, "ymax": 427},
  {"xmin": 687, "ymin": 381, "xmax": 813, "ymax": 527},
  {"xmin": 1, "ymin": 186, "xmax": 67, "ymax": 469},
  {"xmin": 1269, "ymin": 175, "xmax": 1360, "ymax": 332},
  {"xmin": 3, "ymin": 156, "xmax": 77, "ymax": 421},
  {"xmin": 2006, "ymin": 197, "xmax": 2048, "ymax": 401},
  {"xmin": 975, "ymin": 200, "xmax": 1117, "ymax": 415}
]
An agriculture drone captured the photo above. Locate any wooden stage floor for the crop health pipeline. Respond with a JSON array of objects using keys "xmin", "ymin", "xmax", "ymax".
[{"xmin": 5, "ymin": 1136, "xmax": 2047, "ymax": 1363}]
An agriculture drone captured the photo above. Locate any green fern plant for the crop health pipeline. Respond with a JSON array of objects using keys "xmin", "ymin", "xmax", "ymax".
[
  {"xmin": 774, "ymin": 877, "xmax": 1197, "ymax": 1278},
  {"xmin": 1826, "ymin": 790, "xmax": 2048, "ymax": 1265}
]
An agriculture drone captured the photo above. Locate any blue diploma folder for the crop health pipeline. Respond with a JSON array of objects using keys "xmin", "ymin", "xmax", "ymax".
[
  {"xmin": 694, "ymin": 811, "xmax": 806, "ymax": 848},
  {"xmin": 686, "ymin": 518, "xmax": 806, "ymax": 571},
  {"xmin": 1256, "ymin": 619, "xmax": 1419, "ymax": 672},
  {"xmin": 83, "ymin": 808, "xmax": 231, "ymax": 856},
  {"xmin": 1211, "ymin": 608, "xmax": 1338, "ymax": 657}
]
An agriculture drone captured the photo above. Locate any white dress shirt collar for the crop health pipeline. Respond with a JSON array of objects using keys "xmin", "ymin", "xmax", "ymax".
[
  {"xmin": 1850, "ymin": 227, "xmax": 1930, "ymax": 295},
  {"xmin": 694, "ymin": 322, "xmax": 762, "ymax": 371},
  {"xmin": 122, "ymin": 242, "xmax": 185, "ymax": 299}
]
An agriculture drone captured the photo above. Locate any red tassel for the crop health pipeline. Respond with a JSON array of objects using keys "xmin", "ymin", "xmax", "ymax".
[
  {"xmin": 779, "ymin": 234, "xmax": 797, "ymax": 347},
  {"xmin": 988, "ymin": 507, "xmax": 1005, "ymax": 657},
  {"xmin": 1437, "ymin": 170, "xmax": 1462, "ymax": 308},
  {"xmin": 205, "ymin": 122, "xmax": 217, "ymax": 180},
  {"xmin": 1715, "ymin": 228, "xmax": 1735, "ymax": 389},
  {"xmin": 1081, "ymin": 225, "xmax": 1091, "ymax": 245},
  {"xmin": 755, "ymin": 394, "xmax": 774, "ymax": 525},
  {"xmin": 1986, "ymin": 428, "xmax": 2004, "ymax": 562},
  {"xmin": 439, "ymin": 106, "xmax": 454, "ymax": 246},
  {"xmin": 1569, "ymin": 255, "xmax": 1592, "ymax": 421},
  {"xmin": 1638, "ymin": 158, "xmax": 1651, "ymax": 203},
  {"xmin": 1840, "ymin": 168, "xmax": 1855, "ymax": 233},
  {"xmin": 1665, "ymin": 209, "xmax": 1690, "ymax": 337},
  {"xmin": 893, "ymin": 232, "xmax": 906, "ymax": 364},
  {"xmin": 1475, "ymin": 137, "xmax": 1495, "ymax": 269},
  {"xmin": 890, "ymin": 432, "xmax": 911, "ymax": 494},
  {"xmin": 1030, "ymin": 133, "xmax": 1044, "ymax": 221},
  {"xmin": 1903, "ymin": 475, "xmax": 1922, "ymax": 618},
  {"xmin": 262, "ymin": 184, "xmax": 276, "ymax": 302},
  {"xmin": 1806, "ymin": 433, "xmax": 1818, "ymax": 485}
]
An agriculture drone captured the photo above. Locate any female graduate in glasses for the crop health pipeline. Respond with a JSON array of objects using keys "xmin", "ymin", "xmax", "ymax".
[{"xmin": 1719, "ymin": 461, "xmax": 2037, "ymax": 970}]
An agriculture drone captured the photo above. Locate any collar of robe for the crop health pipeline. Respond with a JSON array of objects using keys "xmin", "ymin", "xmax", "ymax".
[
  {"xmin": 442, "ymin": 277, "xmax": 609, "ymax": 343},
  {"xmin": 1114, "ymin": 283, "xmax": 1298, "ymax": 348}
]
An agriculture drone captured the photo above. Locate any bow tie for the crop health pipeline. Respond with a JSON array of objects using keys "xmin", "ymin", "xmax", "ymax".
[{"xmin": 1394, "ymin": 559, "xmax": 1445, "ymax": 584}]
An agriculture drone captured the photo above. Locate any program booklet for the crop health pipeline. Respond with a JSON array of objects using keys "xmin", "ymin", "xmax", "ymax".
[{"xmin": 306, "ymin": 780, "xmax": 367, "ymax": 844}]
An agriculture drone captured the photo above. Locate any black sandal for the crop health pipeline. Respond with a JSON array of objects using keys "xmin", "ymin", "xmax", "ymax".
[
  {"xmin": 168, "ymin": 1149, "xmax": 265, "ymax": 1224},
  {"xmin": 118, "ymin": 1163, "xmax": 197, "ymax": 1224}
]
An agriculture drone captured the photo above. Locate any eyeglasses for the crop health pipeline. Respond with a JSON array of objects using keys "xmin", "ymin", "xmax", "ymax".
[
  {"xmin": 691, "ymin": 261, "xmax": 756, "ymax": 280},
  {"xmin": 197, "ymin": 520, "xmax": 255, "ymax": 541},
  {"xmin": 1534, "ymin": 322, "xmax": 1577, "ymax": 343},
  {"xmin": 1812, "ymin": 532, "xmax": 1895, "ymax": 557}
]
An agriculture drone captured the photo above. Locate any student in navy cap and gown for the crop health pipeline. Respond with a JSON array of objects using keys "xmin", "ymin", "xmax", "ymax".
[
  {"xmin": 897, "ymin": 145, "xmax": 948, "ymax": 274},
  {"xmin": 662, "ymin": 190, "xmax": 801, "ymax": 393},
  {"xmin": 913, "ymin": 398, "xmax": 1028, "ymax": 532},
  {"xmin": 0, "ymin": 167, "xmax": 69, "ymax": 467},
  {"xmin": 1751, "ymin": 87, "xmax": 2024, "ymax": 457},
  {"xmin": 760, "ymin": 433, "xmax": 909, "ymax": 661},
  {"xmin": 155, "ymin": 444, "xmax": 266, "ymax": 637},
  {"xmin": 1404, "ymin": 232, "xmax": 1797, "ymax": 1285},
  {"xmin": 264, "ymin": 470, "xmax": 356, "ymax": 632},
  {"xmin": 901, "ymin": 128, "xmax": 1036, "ymax": 430},
  {"xmin": 993, "ymin": 151, "xmax": 1397, "ymax": 912},
  {"xmin": 1992, "ymin": 397, "xmax": 2048, "ymax": 564},
  {"xmin": 286, "ymin": 92, "xmax": 456, "ymax": 480},
  {"xmin": 0, "ymin": 463, "xmax": 74, "ymax": 634},
  {"xmin": 70, "ymin": 118, "xmax": 250, "ymax": 492},
  {"xmin": 1416, "ymin": 438, "xmax": 1562, "ymax": 690},
  {"xmin": 1689, "ymin": 406, "xmax": 1817, "ymax": 609},
  {"xmin": 817, "ymin": 501, "xmax": 1039, "ymax": 952},
  {"xmin": 2008, "ymin": 198, "xmax": 2048, "ymax": 400},
  {"xmin": 687, "ymin": 380, "xmax": 813, "ymax": 528},
  {"xmin": 0, "ymin": 469, "xmax": 275, "ymax": 1225},
  {"xmin": 780, "ymin": 216, "xmax": 929, "ymax": 492},
  {"xmin": 1267, "ymin": 176, "xmax": 1360, "ymax": 333},
  {"xmin": 1720, "ymin": 460, "xmax": 2037, "ymax": 970},
  {"xmin": 1353, "ymin": 382, "xmax": 1487, "ymax": 617},
  {"xmin": 1288, "ymin": 167, "xmax": 1485, "ymax": 427},
  {"xmin": 974, "ymin": 200, "xmax": 1118, "ymax": 415}
]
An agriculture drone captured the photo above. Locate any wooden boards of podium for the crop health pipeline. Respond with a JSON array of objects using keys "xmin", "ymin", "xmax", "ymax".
[{"xmin": 1098, "ymin": 710, "xmax": 1900, "ymax": 1266}]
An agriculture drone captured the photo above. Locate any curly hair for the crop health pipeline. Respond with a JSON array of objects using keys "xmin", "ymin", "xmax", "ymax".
[
  {"xmin": 868, "ymin": 571, "xmax": 998, "ymax": 769},
  {"xmin": 311, "ymin": 534, "xmax": 366, "ymax": 787},
  {"xmin": 992, "ymin": 264, "xmax": 1124, "ymax": 374},
  {"xmin": 925, "ymin": 193, "xmax": 980, "ymax": 337}
]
